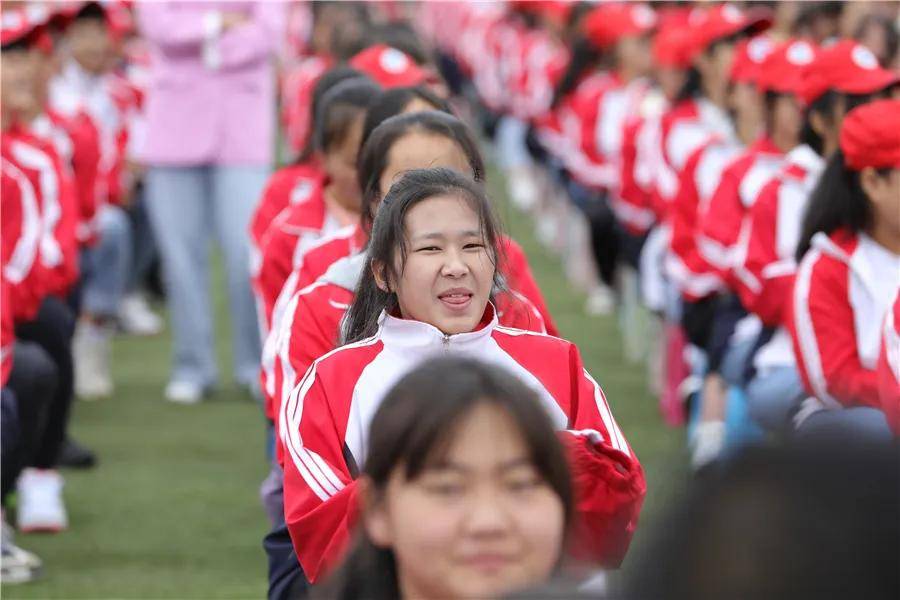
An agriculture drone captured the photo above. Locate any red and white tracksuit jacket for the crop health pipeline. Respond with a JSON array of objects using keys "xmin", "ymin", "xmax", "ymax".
[
  {"xmin": 280, "ymin": 305, "xmax": 646, "ymax": 581},
  {"xmin": 50, "ymin": 60, "xmax": 133, "ymax": 208},
  {"xmin": 1, "ymin": 157, "xmax": 47, "ymax": 323},
  {"xmin": 2, "ymin": 126, "xmax": 79, "ymax": 299},
  {"xmin": 789, "ymin": 230, "xmax": 900, "ymax": 412},
  {"xmin": 616, "ymin": 91, "xmax": 668, "ymax": 236},
  {"xmin": 43, "ymin": 109, "xmax": 102, "ymax": 246},
  {"xmin": 266, "ymin": 251, "xmax": 549, "ymax": 425},
  {"xmin": 878, "ymin": 292, "xmax": 900, "ymax": 435},
  {"xmin": 696, "ymin": 135, "xmax": 784, "ymax": 284},
  {"xmin": 250, "ymin": 163, "xmax": 336, "ymax": 334},
  {"xmin": 665, "ymin": 135, "xmax": 743, "ymax": 302},
  {"xmin": 733, "ymin": 145, "xmax": 825, "ymax": 327}
]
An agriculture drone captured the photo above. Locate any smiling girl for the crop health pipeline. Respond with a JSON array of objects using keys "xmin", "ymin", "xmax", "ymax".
[{"xmin": 281, "ymin": 168, "xmax": 645, "ymax": 583}]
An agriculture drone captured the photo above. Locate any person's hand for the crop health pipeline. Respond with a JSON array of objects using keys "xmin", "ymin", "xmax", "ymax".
[{"xmin": 221, "ymin": 11, "xmax": 248, "ymax": 31}]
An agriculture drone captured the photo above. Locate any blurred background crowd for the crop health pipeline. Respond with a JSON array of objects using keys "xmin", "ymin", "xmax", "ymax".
[{"xmin": 1, "ymin": 1, "xmax": 899, "ymax": 598}]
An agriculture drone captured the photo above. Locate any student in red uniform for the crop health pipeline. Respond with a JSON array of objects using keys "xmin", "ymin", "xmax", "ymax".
[
  {"xmin": 2, "ymin": 16, "xmax": 83, "ymax": 533},
  {"xmin": 735, "ymin": 41, "xmax": 899, "ymax": 434},
  {"xmin": 281, "ymin": 168, "xmax": 645, "ymax": 583},
  {"xmin": 259, "ymin": 86, "xmax": 451, "ymax": 424},
  {"xmin": 253, "ymin": 76, "xmax": 381, "ymax": 338},
  {"xmin": 321, "ymin": 357, "xmax": 574, "ymax": 599},
  {"xmin": 270, "ymin": 110, "xmax": 548, "ymax": 450},
  {"xmin": 788, "ymin": 99, "xmax": 900, "ymax": 442}
]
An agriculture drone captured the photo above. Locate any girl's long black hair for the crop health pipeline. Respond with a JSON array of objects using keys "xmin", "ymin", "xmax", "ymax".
[
  {"xmin": 317, "ymin": 356, "xmax": 575, "ymax": 600},
  {"xmin": 796, "ymin": 149, "xmax": 890, "ymax": 259},
  {"xmin": 342, "ymin": 168, "xmax": 502, "ymax": 345},
  {"xmin": 356, "ymin": 111, "xmax": 485, "ymax": 234},
  {"xmin": 295, "ymin": 67, "xmax": 377, "ymax": 163},
  {"xmin": 360, "ymin": 85, "xmax": 452, "ymax": 148}
]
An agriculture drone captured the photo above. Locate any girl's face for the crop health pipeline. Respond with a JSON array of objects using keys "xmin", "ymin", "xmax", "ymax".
[
  {"xmin": 385, "ymin": 194, "xmax": 495, "ymax": 335},
  {"xmin": 863, "ymin": 168, "xmax": 900, "ymax": 241},
  {"xmin": 364, "ymin": 403, "xmax": 566, "ymax": 599},
  {"xmin": 323, "ymin": 113, "xmax": 365, "ymax": 208},
  {"xmin": 617, "ymin": 34, "xmax": 653, "ymax": 79},
  {"xmin": 770, "ymin": 93, "xmax": 803, "ymax": 147},
  {"xmin": 730, "ymin": 81, "xmax": 763, "ymax": 144},
  {"xmin": 698, "ymin": 40, "xmax": 737, "ymax": 107},
  {"xmin": 378, "ymin": 131, "xmax": 472, "ymax": 200}
]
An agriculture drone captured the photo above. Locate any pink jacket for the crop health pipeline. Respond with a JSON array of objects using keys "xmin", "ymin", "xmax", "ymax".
[{"xmin": 135, "ymin": 1, "xmax": 284, "ymax": 166}]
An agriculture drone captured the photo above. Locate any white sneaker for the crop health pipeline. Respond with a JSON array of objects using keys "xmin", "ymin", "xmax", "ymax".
[
  {"xmin": 1, "ymin": 540, "xmax": 43, "ymax": 583},
  {"xmin": 72, "ymin": 320, "xmax": 114, "ymax": 399},
  {"xmin": 16, "ymin": 469, "xmax": 68, "ymax": 533},
  {"xmin": 584, "ymin": 285, "xmax": 616, "ymax": 316},
  {"xmin": 118, "ymin": 293, "xmax": 163, "ymax": 336},
  {"xmin": 690, "ymin": 421, "xmax": 727, "ymax": 471},
  {"xmin": 165, "ymin": 380, "xmax": 204, "ymax": 405}
]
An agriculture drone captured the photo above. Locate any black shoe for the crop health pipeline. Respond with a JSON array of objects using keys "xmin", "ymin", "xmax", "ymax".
[{"xmin": 56, "ymin": 438, "xmax": 97, "ymax": 469}]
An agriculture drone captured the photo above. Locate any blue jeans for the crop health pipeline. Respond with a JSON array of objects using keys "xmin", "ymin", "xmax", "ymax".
[
  {"xmin": 145, "ymin": 164, "xmax": 266, "ymax": 387},
  {"xmin": 746, "ymin": 367, "xmax": 805, "ymax": 433},
  {"xmin": 797, "ymin": 406, "xmax": 893, "ymax": 443},
  {"xmin": 81, "ymin": 205, "xmax": 132, "ymax": 317}
]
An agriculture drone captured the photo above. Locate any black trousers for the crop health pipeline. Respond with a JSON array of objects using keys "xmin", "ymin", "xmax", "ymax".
[
  {"xmin": 2, "ymin": 342, "xmax": 57, "ymax": 500},
  {"xmin": 14, "ymin": 296, "xmax": 75, "ymax": 469},
  {"xmin": 264, "ymin": 522, "xmax": 309, "ymax": 600}
]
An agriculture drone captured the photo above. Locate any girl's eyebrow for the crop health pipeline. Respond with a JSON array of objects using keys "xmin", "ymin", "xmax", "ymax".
[
  {"xmin": 412, "ymin": 229, "xmax": 482, "ymax": 241},
  {"xmin": 424, "ymin": 456, "xmax": 533, "ymax": 475}
]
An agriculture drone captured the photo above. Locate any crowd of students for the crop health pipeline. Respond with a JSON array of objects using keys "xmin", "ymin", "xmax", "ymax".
[{"xmin": 2, "ymin": 1, "xmax": 899, "ymax": 598}]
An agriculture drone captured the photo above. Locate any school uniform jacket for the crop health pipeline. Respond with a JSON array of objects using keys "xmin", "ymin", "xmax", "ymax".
[
  {"xmin": 878, "ymin": 292, "xmax": 900, "ymax": 435},
  {"xmin": 665, "ymin": 136, "xmax": 743, "ymax": 301},
  {"xmin": 696, "ymin": 135, "xmax": 783, "ymax": 284},
  {"xmin": 280, "ymin": 304, "xmax": 645, "ymax": 582},
  {"xmin": 733, "ymin": 145, "xmax": 824, "ymax": 327},
  {"xmin": 1, "ymin": 158, "xmax": 46, "ymax": 323},
  {"xmin": 789, "ymin": 230, "xmax": 900, "ymax": 411},
  {"xmin": 2, "ymin": 127, "xmax": 78, "ymax": 299},
  {"xmin": 252, "ymin": 170, "xmax": 339, "ymax": 334}
]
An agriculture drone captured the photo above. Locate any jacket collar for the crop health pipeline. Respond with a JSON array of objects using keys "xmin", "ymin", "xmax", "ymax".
[
  {"xmin": 784, "ymin": 144, "xmax": 824, "ymax": 179},
  {"xmin": 378, "ymin": 303, "xmax": 498, "ymax": 352},
  {"xmin": 812, "ymin": 230, "xmax": 896, "ymax": 302}
]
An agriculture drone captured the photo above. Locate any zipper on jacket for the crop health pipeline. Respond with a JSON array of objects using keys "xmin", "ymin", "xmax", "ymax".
[{"xmin": 442, "ymin": 334, "xmax": 450, "ymax": 352}]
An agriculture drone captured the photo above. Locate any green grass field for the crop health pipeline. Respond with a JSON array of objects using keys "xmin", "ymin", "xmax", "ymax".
[{"xmin": 3, "ymin": 168, "xmax": 687, "ymax": 598}]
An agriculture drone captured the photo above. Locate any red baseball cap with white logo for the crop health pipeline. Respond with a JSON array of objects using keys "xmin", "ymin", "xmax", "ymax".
[
  {"xmin": 583, "ymin": 3, "xmax": 657, "ymax": 51},
  {"xmin": 1, "ymin": 4, "xmax": 49, "ymax": 48},
  {"xmin": 730, "ymin": 35, "xmax": 776, "ymax": 84},
  {"xmin": 799, "ymin": 39, "xmax": 900, "ymax": 106},
  {"xmin": 840, "ymin": 99, "xmax": 900, "ymax": 171},
  {"xmin": 688, "ymin": 3, "xmax": 772, "ymax": 60},
  {"xmin": 755, "ymin": 39, "xmax": 819, "ymax": 94},
  {"xmin": 349, "ymin": 45, "xmax": 431, "ymax": 89}
]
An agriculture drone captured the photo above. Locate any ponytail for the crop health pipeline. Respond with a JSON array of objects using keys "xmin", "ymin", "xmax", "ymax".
[
  {"xmin": 796, "ymin": 149, "xmax": 873, "ymax": 259},
  {"xmin": 551, "ymin": 37, "xmax": 603, "ymax": 107}
]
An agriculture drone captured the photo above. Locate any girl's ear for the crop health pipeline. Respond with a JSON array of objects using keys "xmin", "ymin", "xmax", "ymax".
[
  {"xmin": 359, "ymin": 476, "xmax": 394, "ymax": 549},
  {"xmin": 372, "ymin": 260, "xmax": 391, "ymax": 293},
  {"xmin": 859, "ymin": 166, "xmax": 884, "ymax": 202}
]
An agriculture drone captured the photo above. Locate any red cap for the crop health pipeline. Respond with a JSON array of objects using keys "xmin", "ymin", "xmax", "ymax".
[
  {"xmin": 755, "ymin": 39, "xmax": 819, "ymax": 94},
  {"xmin": 653, "ymin": 25, "xmax": 693, "ymax": 69},
  {"xmin": 689, "ymin": 4, "xmax": 772, "ymax": 60},
  {"xmin": 730, "ymin": 35, "xmax": 776, "ymax": 84},
  {"xmin": 799, "ymin": 40, "xmax": 900, "ymax": 106},
  {"xmin": 840, "ymin": 99, "xmax": 900, "ymax": 170},
  {"xmin": 349, "ymin": 45, "xmax": 430, "ymax": 89},
  {"xmin": 1, "ymin": 4, "xmax": 50, "ymax": 48},
  {"xmin": 583, "ymin": 3, "xmax": 657, "ymax": 51}
]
